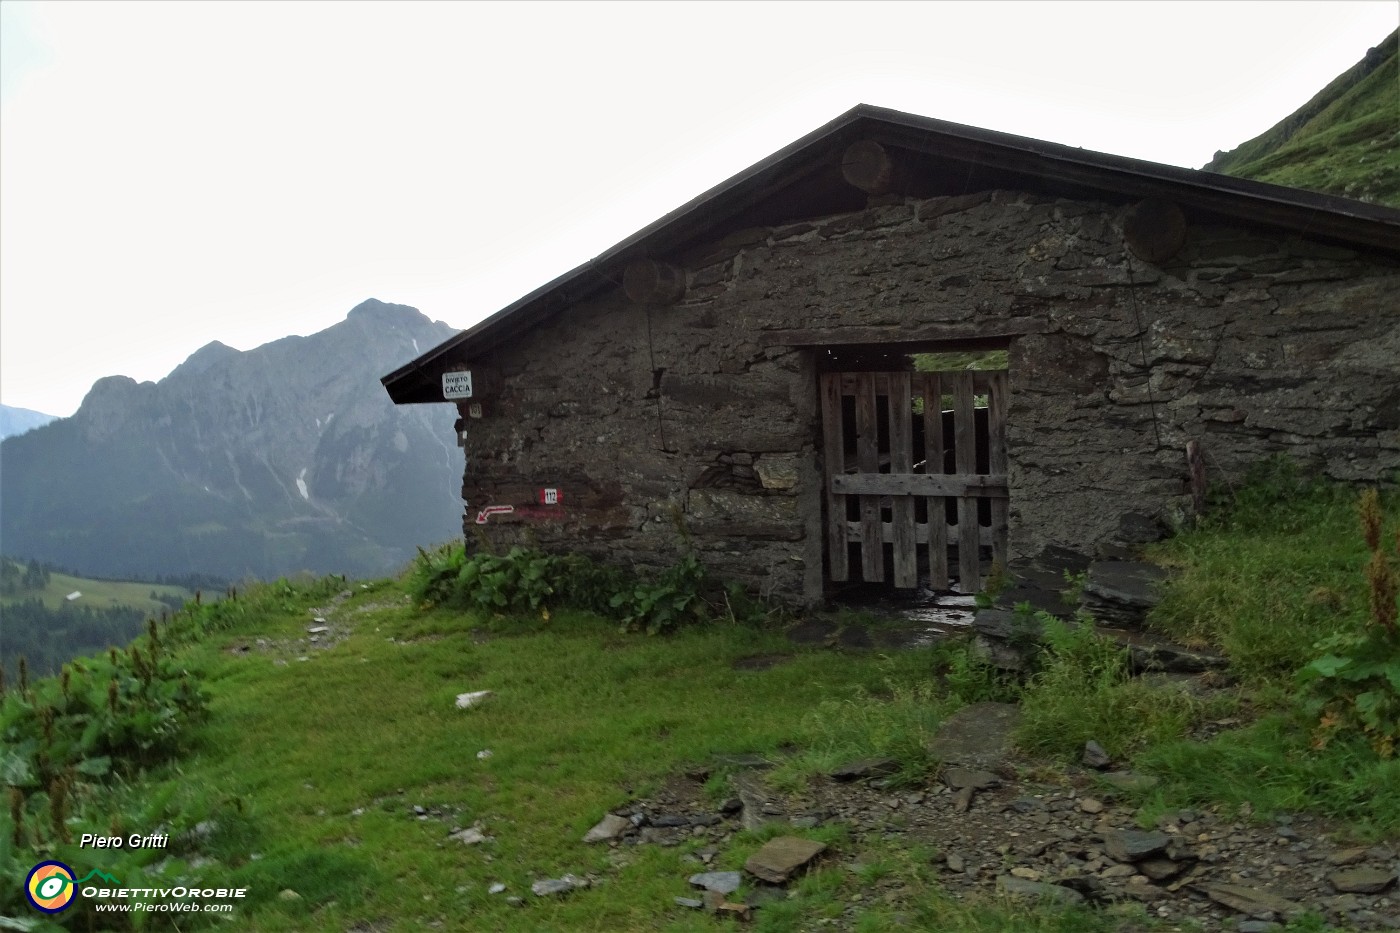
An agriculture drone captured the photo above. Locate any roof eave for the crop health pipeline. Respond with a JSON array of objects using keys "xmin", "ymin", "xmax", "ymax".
[{"xmin": 384, "ymin": 103, "xmax": 1400, "ymax": 405}]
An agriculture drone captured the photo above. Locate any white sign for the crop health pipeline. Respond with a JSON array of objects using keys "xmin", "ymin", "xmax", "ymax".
[{"xmin": 442, "ymin": 370, "xmax": 473, "ymax": 400}]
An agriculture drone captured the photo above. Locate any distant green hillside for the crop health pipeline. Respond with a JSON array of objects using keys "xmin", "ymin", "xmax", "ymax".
[
  {"xmin": 1204, "ymin": 30, "xmax": 1399, "ymax": 206},
  {"xmin": 0, "ymin": 558, "xmax": 192, "ymax": 679},
  {"xmin": 0, "ymin": 557, "xmax": 191, "ymax": 613}
]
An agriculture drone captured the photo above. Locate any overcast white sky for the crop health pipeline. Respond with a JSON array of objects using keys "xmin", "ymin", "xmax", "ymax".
[{"xmin": 1, "ymin": 1, "xmax": 1395, "ymax": 418}]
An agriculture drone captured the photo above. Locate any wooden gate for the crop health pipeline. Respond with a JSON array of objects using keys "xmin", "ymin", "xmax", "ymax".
[{"xmin": 820, "ymin": 370, "xmax": 1009, "ymax": 592}]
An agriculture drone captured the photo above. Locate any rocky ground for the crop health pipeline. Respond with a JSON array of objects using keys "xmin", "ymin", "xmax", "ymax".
[{"xmin": 587, "ymin": 725, "xmax": 1399, "ymax": 932}]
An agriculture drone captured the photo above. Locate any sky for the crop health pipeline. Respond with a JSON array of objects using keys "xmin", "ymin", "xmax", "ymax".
[{"xmin": 1, "ymin": 1, "xmax": 1395, "ymax": 419}]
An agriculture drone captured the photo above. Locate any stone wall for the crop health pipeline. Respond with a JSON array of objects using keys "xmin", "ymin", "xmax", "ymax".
[{"xmin": 454, "ymin": 189, "xmax": 1400, "ymax": 605}]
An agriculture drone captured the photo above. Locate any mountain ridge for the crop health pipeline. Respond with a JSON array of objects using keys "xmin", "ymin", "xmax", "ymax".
[{"xmin": 1203, "ymin": 29, "xmax": 1399, "ymax": 205}]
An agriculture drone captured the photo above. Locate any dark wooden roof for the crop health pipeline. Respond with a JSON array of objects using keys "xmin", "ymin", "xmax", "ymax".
[{"xmin": 383, "ymin": 104, "xmax": 1400, "ymax": 404}]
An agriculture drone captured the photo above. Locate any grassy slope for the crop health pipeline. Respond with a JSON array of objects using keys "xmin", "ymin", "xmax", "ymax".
[
  {"xmin": 172, "ymin": 597, "xmax": 937, "ymax": 931},
  {"xmin": 1204, "ymin": 29, "xmax": 1399, "ymax": 206},
  {"xmin": 0, "ymin": 568, "xmax": 190, "ymax": 613}
]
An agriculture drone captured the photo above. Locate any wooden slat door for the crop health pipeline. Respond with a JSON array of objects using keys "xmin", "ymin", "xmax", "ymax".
[{"xmin": 821, "ymin": 370, "xmax": 1009, "ymax": 593}]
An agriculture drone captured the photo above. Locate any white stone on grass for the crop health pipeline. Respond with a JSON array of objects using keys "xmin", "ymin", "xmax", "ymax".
[{"xmin": 455, "ymin": 690, "xmax": 494, "ymax": 709}]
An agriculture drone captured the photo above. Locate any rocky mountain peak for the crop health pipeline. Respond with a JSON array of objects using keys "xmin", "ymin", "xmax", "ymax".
[
  {"xmin": 171, "ymin": 340, "xmax": 242, "ymax": 377},
  {"xmin": 1, "ymin": 301, "xmax": 464, "ymax": 581},
  {"xmin": 347, "ymin": 298, "xmax": 424, "ymax": 323}
]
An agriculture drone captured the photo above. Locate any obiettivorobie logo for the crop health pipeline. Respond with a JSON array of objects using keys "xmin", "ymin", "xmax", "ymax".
[
  {"xmin": 24, "ymin": 860, "xmax": 248, "ymax": 915},
  {"xmin": 25, "ymin": 861, "xmax": 121, "ymax": 913}
]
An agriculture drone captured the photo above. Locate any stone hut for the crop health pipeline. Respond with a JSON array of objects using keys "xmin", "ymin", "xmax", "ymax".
[{"xmin": 383, "ymin": 105, "xmax": 1400, "ymax": 606}]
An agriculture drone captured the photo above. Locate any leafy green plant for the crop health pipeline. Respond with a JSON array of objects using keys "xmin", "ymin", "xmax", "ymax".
[
  {"xmin": 1061, "ymin": 568, "xmax": 1087, "ymax": 606},
  {"xmin": 611, "ymin": 554, "xmax": 708, "ymax": 634},
  {"xmin": 409, "ymin": 544, "xmax": 563, "ymax": 613},
  {"xmin": 1299, "ymin": 488, "xmax": 1400, "ymax": 758},
  {"xmin": 973, "ymin": 560, "xmax": 1010, "ymax": 609},
  {"xmin": 409, "ymin": 544, "xmax": 726, "ymax": 634}
]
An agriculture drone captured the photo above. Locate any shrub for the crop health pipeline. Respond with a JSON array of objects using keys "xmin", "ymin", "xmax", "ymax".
[{"xmin": 611, "ymin": 553, "xmax": 707, "ymax": 635}]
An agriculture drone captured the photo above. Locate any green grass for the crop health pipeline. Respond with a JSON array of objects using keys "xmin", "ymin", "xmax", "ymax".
[
  {"xmin": 1144, "ymin": 466, "xmax": 1393, "ymax": 680},
  {"xmin": 157, "ymin": 596, "xmax": 965, "ymax": 931},
  {"xmin": 1135, "ymin": 714, "xmax": 1400, "ymax": 841},
  {"xmin": 1014, "ymin": 616, "xmax": 1238, "ymax": 763}
]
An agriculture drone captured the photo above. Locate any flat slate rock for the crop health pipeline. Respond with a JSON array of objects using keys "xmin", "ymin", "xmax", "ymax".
[
  {"xmin": 995, "ymin": 875, "xmax": 1085, "ymax": 905},
  {"xmin": 1328, "ymin": 867, "xmax": 1396, "ymax": 894},
  {"xmin": 731, "ymin": 771, "xmax": 780, "ymax": 831},
  {"xmin": 1104, "ymin": 627, "xmax": 1229, "ymax": 674},
  {"xmin": 1102, "ymin": 829, "xmax": 1170, "ymax": 862},
  {"xmin": 927, "ymin": 702, "xmax": 1021, "ymax": 769},
  {"xmin": 689, "ymin": 871, "xmax": 742, "ymax": 895},
  {"xmin": 532, "ymin": 876, "xmax": 582, "ymax": 897},
  {"xmin": 996, "ymin": 547, "xmax": 1091, "ymax": 617},
  {"xmin": 785, "ymin": 619, "xmax": 841, "ymax": 646},
  {"xmin": 1081, "ymin": 561, "xmax": 1170, "ymax": 627},
  {"xmin": 1082, "ymin": 740, "xmax": 1112, "ymax": 769},
  {"xmin": 713, "ymin": 753, "xmax": 773, "ymax": 770},
  {"xmin": 582, "ymin": 813, "xmax": 630, "ymax": 843},
  {"xmin": 942, "ymin": 767, "xmax": 1001, "ymax": 790},
  {"xmin": 830, "ymin": 757, "xmax": 900, "ymax": 782},
  {"xmin": 1099, "ymin": 771, "xmax": 1160, "ymax": 793},
  {"xmin": 1194, "ymin": 882, "xmax": 1304, "ymax": 917},
  {"xmin": 836, "ymin": 625, "xmax": 874, "ymax": 648},
  {"xmin": 970, "ymin": 609, "xmax": 1039, "ymax": 671},
  {"xmin": 744, "ymin": 836, "xmax": 827, "ymax": 883}
]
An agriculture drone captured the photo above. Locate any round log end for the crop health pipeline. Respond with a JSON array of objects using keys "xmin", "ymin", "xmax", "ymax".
[
  {"xmin": 623, "ymin": 259, "xmax": 687, "ymax": 305},
  {"xmin": 841, "ymin": 140, "xmax": 896, "ymax": 195},
  {"xmin": 1124, "ymin": 199, "xmax": 1188, "ymax": 263}
]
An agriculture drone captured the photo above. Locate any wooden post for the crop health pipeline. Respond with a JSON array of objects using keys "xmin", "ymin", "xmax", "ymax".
[
  {"xmin": 821, "ymin": 373, "xmax": 849, "ymax": 583},
  {"xmin": 623, "ymin": 259, "xmax": 687, "ymax": 305},
  {"xmin": 1123, "ymin": 199, "xmax": 1187, "ymax": 263},
  {"xmin": 1186, "ymin": 439, "xmax": 1207, "ymax": 518},
  {"xmin": 889, "ymin": 372, "xmax": 917, "ymax": 588},
  {"xmin": 855, "ymin": 373, "xmax": 884, "ymax": 582},
  {"xmin": 986, "ymin": 371, "xmax": 1010, "ymax": 574},
  {"xmin": 953, "ymin": 373, "xmax": 980, "ymax": 593},
  {"xmin": 922, "ymin": 373, "xmax": 949, "ymax": 590}
]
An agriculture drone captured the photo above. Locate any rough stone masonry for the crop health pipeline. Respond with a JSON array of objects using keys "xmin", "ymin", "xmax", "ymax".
[{"xmin": 453, "ymin": 187, "xmax": 1400, "ymax": 605}]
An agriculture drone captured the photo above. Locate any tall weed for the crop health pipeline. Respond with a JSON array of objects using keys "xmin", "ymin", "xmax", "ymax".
[{"xmin": 1298, "ymin": 487, "xmax": 1400, "ymax": 757}]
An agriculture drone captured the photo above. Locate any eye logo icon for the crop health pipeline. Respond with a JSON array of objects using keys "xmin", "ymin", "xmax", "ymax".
[{"xmin": 26, "ymin": 861, "xmax": 77, "ymax": 913}]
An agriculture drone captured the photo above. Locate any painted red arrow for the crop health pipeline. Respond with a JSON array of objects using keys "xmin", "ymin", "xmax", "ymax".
[{"xmin": 474, "ymin": 505, "xmax": 515, "ymax": 525}]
